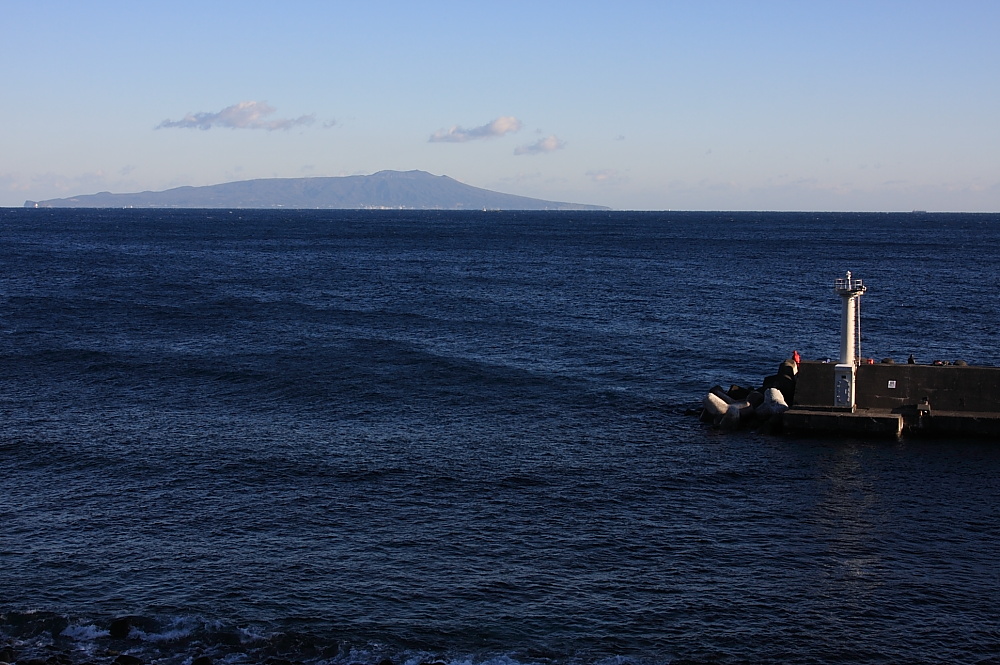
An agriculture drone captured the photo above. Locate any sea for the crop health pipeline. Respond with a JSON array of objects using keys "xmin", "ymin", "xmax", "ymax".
[{"xmin": 1, "ymin": 208, "xmax": 998, "ymax": 665}]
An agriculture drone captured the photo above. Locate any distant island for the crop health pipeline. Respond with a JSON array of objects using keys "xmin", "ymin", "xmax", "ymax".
[{"xmin": 24, "ymin": 170, "xmax": 609, "ymax": 211}]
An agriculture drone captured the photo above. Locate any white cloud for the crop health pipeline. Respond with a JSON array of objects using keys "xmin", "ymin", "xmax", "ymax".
[
  {"xmin": 30, "ymin": 170, "xmax": 110, "ymax": 192},
  {"xmin": 429, "ymin": 116, "xmax": 523, "ymax": 142},
  {"xmin": 587, "ymin": 169, "xmax": 625, "ymax": 183},
  {"xmin": 0, "ymin": 172, "xmax": 26, "ymax": 192},
  {"xmin": 156, "ymin": 101, "xmax": 315, "ymax": 131},
  {"xmin": 514, "ymin": 134, "xmax": 566, "ymax": 156},
  {"xmin": 2, "ymin": 169, "xmax": 143, "ymax": 205},
  {"xmin": 500, "ymin": 171, "xmax": 543, "ymax": 185}
]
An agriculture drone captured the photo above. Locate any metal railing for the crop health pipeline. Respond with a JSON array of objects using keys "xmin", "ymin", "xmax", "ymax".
[{"xmin": 834, "ymin": 275, "xmax": 865, "ymax": 293}]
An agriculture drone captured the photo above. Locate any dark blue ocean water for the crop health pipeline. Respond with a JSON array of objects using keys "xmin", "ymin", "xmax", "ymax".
[{"xmin": 1, "ymin": 209, "xmax": 998, "ymax": 665}]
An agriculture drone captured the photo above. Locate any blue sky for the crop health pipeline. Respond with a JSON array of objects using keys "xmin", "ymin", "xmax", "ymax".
[{"xmin": 3, "ymin": 0, "xmax": 998, "ymax": 210}]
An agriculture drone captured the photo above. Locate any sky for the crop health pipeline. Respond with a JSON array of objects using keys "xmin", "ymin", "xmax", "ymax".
[{"xmin": 3, "ymin": 0, "xmax": 999, "ymax": 211}]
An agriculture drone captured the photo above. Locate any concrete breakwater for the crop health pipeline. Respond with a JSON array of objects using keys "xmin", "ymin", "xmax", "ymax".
[
  {"xmin": 787, "ymin": 359, "xmax": 1000, "ymax": 437},
  {"xmin": 703, "ymin": 358, "xmax": 1000, "ymax": 437},
  {"xmin": 703, "ymin": 271, "xmax": 1000, "ymax": 437}
]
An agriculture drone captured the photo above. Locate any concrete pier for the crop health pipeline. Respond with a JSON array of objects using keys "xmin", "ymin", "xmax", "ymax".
[
  {"xmin": 782, "ymin": 408, "xmax": 904, "ymax": 437},
  {"xmin": 703, "ymin": 272, "xmax": 1000, "ymax": 437},
  {"xmin": 785, "ymin": 361, "xmax": 1000, "ymax": 437}
]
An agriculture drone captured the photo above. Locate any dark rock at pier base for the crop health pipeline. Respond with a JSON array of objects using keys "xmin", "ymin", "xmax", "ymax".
[
  {"xmin": 111, "ymin": 655, "xmax": 143, "ymax": 665},
  {"xmin": 107, "ymin": 616, "xmax": 158, "ymax": 640}
]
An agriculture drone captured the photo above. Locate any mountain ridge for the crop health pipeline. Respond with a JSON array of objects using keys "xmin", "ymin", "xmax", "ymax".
[{"xmin": 24, "ymin": 170, "xmax": 610, "ymax": 211}]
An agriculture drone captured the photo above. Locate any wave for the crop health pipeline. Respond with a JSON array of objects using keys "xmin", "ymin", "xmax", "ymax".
[{"xmin": 0, "ymin": 611, "xmax": 678, "ymax": 665}]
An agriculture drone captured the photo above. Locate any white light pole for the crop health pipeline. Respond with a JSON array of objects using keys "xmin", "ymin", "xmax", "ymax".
[{"xmin": 833, "ymin": 271, "xmax": 866, "ymax": 410}]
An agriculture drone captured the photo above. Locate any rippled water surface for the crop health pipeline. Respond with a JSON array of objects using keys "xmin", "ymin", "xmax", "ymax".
[{"xmin": 1, "ymin": 209, "xmax": 999, "ymax": 665}]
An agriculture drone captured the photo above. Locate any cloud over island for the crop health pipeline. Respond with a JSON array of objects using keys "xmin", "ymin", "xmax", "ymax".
[
  {"xmin": 429, "ymin": 116, "xmax": 523, "ymax": 142},
  {"xmin": 514, "ymin": 134, "xmax": 566, "ymax": 156},
  {"xmin": 157, "ymin": 101, "xmax": 316, "ymax": 131}
]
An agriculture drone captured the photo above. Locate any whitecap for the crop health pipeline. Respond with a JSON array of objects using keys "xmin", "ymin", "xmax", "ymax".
[
  {"xmin": 60, "ymin": 624, "xmax": 110, "ymax": 641},
  {"xmin": 131, "ymin": 617, "xmax": 196, "ymax": 643},
  {"xmin": 237, "ymin": 625, "xmax": 269, "ymax": 643}
]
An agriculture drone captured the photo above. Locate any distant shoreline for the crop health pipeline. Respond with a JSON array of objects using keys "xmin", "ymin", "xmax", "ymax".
[{"xmin": 22, "ymin": 170, "xmax": 610, "ymax": 212}]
